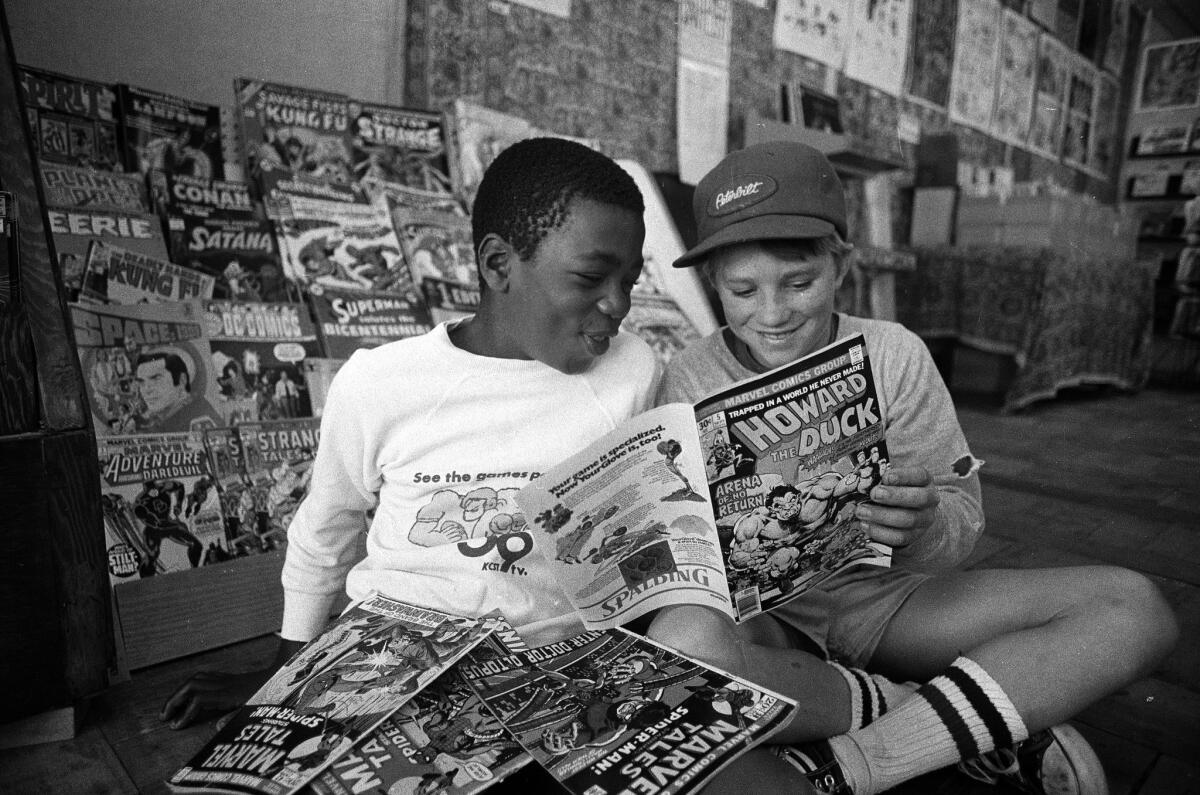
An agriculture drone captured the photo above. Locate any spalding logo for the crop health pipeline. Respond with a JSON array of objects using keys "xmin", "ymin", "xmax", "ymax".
[{"xmin": 709, "ymin": 174, "xmax": 777, "ymax": 216}]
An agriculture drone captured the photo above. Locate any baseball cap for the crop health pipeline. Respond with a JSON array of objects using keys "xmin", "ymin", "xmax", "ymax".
[{"xmin": 673, "ymin": 140, "xmax": 847, "ymax": 268}]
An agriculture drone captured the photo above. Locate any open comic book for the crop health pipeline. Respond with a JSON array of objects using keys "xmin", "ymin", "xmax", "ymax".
[
  {"xmin": 458, "ymin": 627, "xmax": 797, "ymax": 795},
  {"xmin": 516, "ymin": 334, "xmax": 891, "ymax": 627},
  {"xmin": 168, "ymin": 593, "xmax": 506, "ymax": 795}
]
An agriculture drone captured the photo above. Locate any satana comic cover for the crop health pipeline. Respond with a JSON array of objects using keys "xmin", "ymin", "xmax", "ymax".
[
  {"xmin": 235, "ymin": 417, "xmax": 321, "ymax": 549},
  {"xmin": 17, "ymin": 65, "xmax": 123, "ymax": 171},
  {"xmin": 349, "ymin": 100, "xmax": 455, "ymax": 196},
  {"xmin": 39, "ymin": 162, "xmax": 148, "ymax": 213},
  {"xmin": 97, "ymin": 430, "xmax": 226, "ymax": 584},
  {"xmin": 458, "ymin": 627, "xmax": 796, "ymax": 795},
  {"xmin": 116, "ymin": 83, "xmax": 223, "ymax": 179},
  {"xmin": 307, "ymin": 285, "xmax": 432, "ymax": 359},
  {"xmin": 168, "ymin": 594, "xmax": 504, "ymax": 795},
  {"xmin": 202, "ymin": 299, "xmax": 321, "ymax": 423}
]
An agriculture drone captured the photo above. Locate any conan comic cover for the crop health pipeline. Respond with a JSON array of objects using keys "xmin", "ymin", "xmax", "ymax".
[
  {"xmin": 307, "ymin": 286, "xmax": 432, "ymax": 359},
  {"xmin": 235, "ymin": 78, "xmax": 354, "ymax": 191},
  {"xmin": 517, "ymin": 334, "xmax": 892, "ymax": 627},
  {"xmin": 168, "ymin": 593, "xmax": 504, "ymax": 795},
  {"xmin": 235, "ymin": 417, "xmax": 321, "ymax": 549},
  {"xmin": 39, "ymin": 163, "xmax": 148, "ymax": 213},
  {"xmin": 153, "ymin": 171, "xmax": 292, "ymax": 302},
  {"xmin": 97, "ymin": 431, "xmax": 226, "ymax": 584},
  {"xmin": 17, "ymin": 65, "xmax": 123, "ymax": 171},
  {"xmin": 48, "ymin": 206, "xmax": 170, "ymax": 300},
  {"xmin": 116, "ymin": 83, "xmax": 223, "ymax": 179},
  {"xmin": 202, "ymin": 299, "xmax": 321, "ymax": 422},
  {"xmin": 71, "ymin": 300, "xmax": 224, "ymax": 436},
  {"xmin": 349, "ymin": 100, "xmax": 454, "ymax": 195},
  {"xmin": 458, "ymin": 628, "xmax": 796, "ymax": 795},
  {"xmin": 80, "ymin": 240, "xmax": 215, "ymax": 305}
]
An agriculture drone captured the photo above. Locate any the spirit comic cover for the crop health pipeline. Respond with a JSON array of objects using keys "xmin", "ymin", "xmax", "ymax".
[
  {"xmin": 39, "ymin": 163, "xmax": 148, "ymax": 213},
  {"xmin": 116, "ymin": 83, "xmax": 223, "ymax": 179},
  {"xmin": 153, "ymin": 171, "xmax": 291, "ymax": 302},
  {"xmin": 17, "ymin": 65, "xmax": 123, "ymax": 171},
  {"xmin": 235, "ymin": 78, "xmax": 354, "ymax": 191},
  {"xmin": 47, "ymin": 206, "xmax": 170, "ymax": 300},
  {"xmin": 202, "ymin": 299, "xmax": 321, "ymax": 422},
  {"xmin": 168, "ymin": 593, "xmax": 504, "ymax": 795},
  {"xmin": 97, "ymin": 431, "xmax": 226, "ymax": 583},
  {"xmin": 235, "ymin": 417, "xmax": 321, "ymax": 549},
  {"xmin": 349, "ymin": 100, "xmax": 454, "ymax": 195},
  {"xmin": 459, "ymin": 628, "xmax": 795, "ymax": 795},
  {"xmin": 71, "ymin": 300, "xmax": 224, "ymax": 436},
  {"xmin": 307, "ymin": 286, "xmax": 432, "ymax": 359},
  {"xmin": 80, "ymin": 240, "xmax": 215, "ymax": 305}
]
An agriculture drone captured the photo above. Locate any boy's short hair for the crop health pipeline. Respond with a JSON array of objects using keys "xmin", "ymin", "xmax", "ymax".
[
  {"xmin": 698, "ymin": 233, "xmax": 854, "ymax": 285},
  {"xmin": 470, "ymin": 137, "xmax": 644, "ymax": 263}
]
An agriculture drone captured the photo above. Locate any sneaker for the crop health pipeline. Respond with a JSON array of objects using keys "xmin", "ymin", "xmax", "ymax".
[
  {"xmin": 775, "ymin": 740, "xmax": 854, "ymax": 794},
  {"xmin": 958, "ymin": 724, "xmax": 1109, "ymax": 795}
]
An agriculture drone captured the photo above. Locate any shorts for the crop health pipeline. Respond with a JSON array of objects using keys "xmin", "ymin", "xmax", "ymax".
[{"xmin": 769, "ymin": 564, "xmax": 929, "ymax": 666}]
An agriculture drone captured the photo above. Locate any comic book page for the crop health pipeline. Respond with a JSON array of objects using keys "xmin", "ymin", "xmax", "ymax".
[
  {"xmin": 235, "ymin": 418, "xmax": 321, "ymax": 550},
  {"xmin": 168, "ymin": 594, "xmax": 503, "ymax": 795},
  {"xmin": 97, "ymin": 431, "xmax": 226, "ymax": 584},
  {"xmin": 202, "ymin": 299, "xmax": 321, "ymax": 423},
  {"xmin": 307, "ymin": 286, "xmax": 433, "ymax": 359},
  {"xmin": 80, "ymin": 240, "xmax": 215, "ymax": 305},
  {"xmin": 349, "ymin": 100, "xmax": 454, "ymax": 195},
  {"xmin": 71, "ymin": 300, "xmax": 224, "ymax": 436},
  {"xmin": 516, "ymin": 403, "xmax": 734, "ymax": 630},
  {"xmin": 47, "ymin": 207, "xmax": 170, "ymax": 300},
  {"xmin": 692, "ymin": 333, "xmax": 891, "ymax": 621},
  {"xmin": 39, "ymin": 163, "xmax": 148, "ymax": 213},
  {"xmin": 459, "ymin": 628, "xmax": 797, "ymax": 795},
  {"xmin": 17, "ymin": 65, "xmax": 123, "ymax": 171},
  {"xmin": 117, "ymin": 83, "xmax": 223, "ymax": 179}
]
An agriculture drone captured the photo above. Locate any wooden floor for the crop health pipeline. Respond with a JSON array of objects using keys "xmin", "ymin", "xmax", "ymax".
[{"xmin": 2, "ymin": 385, "xmax": 1198, "ymax": 794}]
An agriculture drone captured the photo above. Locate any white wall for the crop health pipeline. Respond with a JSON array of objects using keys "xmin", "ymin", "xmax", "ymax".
[{"xmin": 5, "ymin": 0, "xmax": 406, "ymax": 107}]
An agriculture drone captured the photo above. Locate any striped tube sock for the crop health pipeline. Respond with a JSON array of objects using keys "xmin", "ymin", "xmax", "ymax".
[
  {"xmin": 827, "ymin": 656, "xmax": 1029, "ymax": 795},
  {"xmin": 827, "ymin": 661, "xmax": 917, "ymax": 729}
]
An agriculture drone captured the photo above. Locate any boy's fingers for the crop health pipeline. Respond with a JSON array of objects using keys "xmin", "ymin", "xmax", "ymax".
[{"xmin": 882, "ymin": 465, "xmax": 932, "ymax": 487}]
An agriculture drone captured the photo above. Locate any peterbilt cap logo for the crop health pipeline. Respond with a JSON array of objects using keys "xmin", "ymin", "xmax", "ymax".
[{"xmin": 709, "ymin": 174, "xmax": 778, "ymax": 216}]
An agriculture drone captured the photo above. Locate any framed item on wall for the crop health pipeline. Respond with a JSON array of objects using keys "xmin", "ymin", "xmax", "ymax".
[{"xmin": 1135, "ymin": 37, "xmax": 1200, "ymax": 111}]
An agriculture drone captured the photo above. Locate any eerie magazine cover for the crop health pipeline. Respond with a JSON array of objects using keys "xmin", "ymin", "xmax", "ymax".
[
  {"xmin": 168, "ymin": 594, "xmax": 504, "ymax": 795},
  {"xmin": 17, "ymin": 65, "xmax": 123, "ymax": 171},
  {"xmin": 47, "ymin": 206, "xmax": 170, "ymax": 300},
  {"xmin": 307, "ymin": 285, "xmax": 432, "ymax": 359},
  {"xmin": 459, "ymin": 628, "xmax": 796, "ymax": 795},
  {"xmin": 235, "ymin": 417, "xmax": 321, "ymax": 549},
  {"xmin": 202, "ymin": 299, "xmax": 321, "ymax": 422},
  {"xmin": 80, "ymin": 240, "xmax": 215, "ymax": 305},
  {"xmin": 39, "ymin": 162, "xmax": 148, "ymax": 213},
  {"xmin": 153, "ymin": 171, "xmax": 292, "ymax": 303},
  {"xmin": 71, "ymin": 300, "xmax": 224, "ymax": 436},
  {"xmin": 116, "ymin": 83, "xmax": 223, "ymax": 179},
  {"xmin": 98, "ymin": 431, "xmax": 226, "ymax": 583},
  {"xmin": 349, "ymin": 100, "xmax": 454, "ymax": 195}
]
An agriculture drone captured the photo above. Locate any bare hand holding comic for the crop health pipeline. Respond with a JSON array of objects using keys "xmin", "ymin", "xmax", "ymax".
[{"xmin": 857, "ymin": 465, "xmax": 939, "ymax": 549}]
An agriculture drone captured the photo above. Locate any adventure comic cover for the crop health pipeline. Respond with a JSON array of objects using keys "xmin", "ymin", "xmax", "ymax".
[
  {"xmin": 307, "ymin": 286, "xmax": 433, "ymax": 359},
  {"xmin": 393, "ymin": 208, "xmax": 478, "ymax": 324},
  {"xmin": 153, "ymin": 171, "xmax": 292, "ymax": 303},
  {"xmin": 516, "ymin": 334, "xmax": 892, "ymax": 628},
  {"xmin": 458, "ymin": 627, "xmax": 796, "ymax": 795},
  {"xmin": 168, "ymin": 593, "xmax": 504, "ymax": 795},
  {"xmin": 48, "ymin": 206, "xmax": 170, "ymax": 300},
  {"xmin": 18, "ymin": 65, "xmax": 123, "ymax": 171},
  {"xmin": 97, "ymin": 431, "xmax": 227, "ymax": 583},
  {"xmin": 71, "ymin": 300, "xmax": 224, "ymax": 436},
  {"xmin": 116, "ymin": 83, "xmax": 223, "ymax": 179},
  {"xmin": 80, "ymin": 240, "xmax": 215, "ymax": 305},
  {"xmin": 349, "ymin": 100, "xmax": 454, "ymax": 195},
  {"xmin": 39, "ymin": 163, "xmax": 148, "ymax": 213},
  {"xmin": 202, "ymin": 299, "xmax": 321, "ymax": 422},
  {"xmin": 234, "ymin": 78, "xmax": 354, "ymax": 191},
  {"xmin": 234, "ymin": 417, "xmax": 321, "ymax": 549}
]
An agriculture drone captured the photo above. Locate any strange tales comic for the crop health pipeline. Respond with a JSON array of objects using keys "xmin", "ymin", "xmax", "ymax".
[{"xmin": 234, "ymin": 417, "xmax": 321, "ymax": 549}]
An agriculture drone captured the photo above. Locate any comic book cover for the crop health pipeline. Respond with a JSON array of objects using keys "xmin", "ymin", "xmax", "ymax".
[
  {"xmin": 447, "ymin": 100, "xmax": 538, "ymax": 209},
  {"xmin": 17, "ymin": 65, "xmax": 123, "ymax": 171},
  {"xmin": 39, "ymin": 163, "xmax": 148, "ymax": 212},
  {"xmin": 234, "ymin": 78, "xmax": 354, "ymax": 192},
  {"xmin": 516, "ymin": 334, "xmax": 895, "ymax": 628},
  {"xmin": 97, "ymin": 431, "xmax": 227, "ymax": 584},
  {"xmin": 168, "ymin": 593, "xmax": 504, "ymax": 795},
  {"xmin": 307, "ymin": 286, "xmax": 433, "ymax": 359},
  {"xmin": 116, "ymin": 83, "xmax": 223, "ymax": 179},
  {"xmin": 459, "ymin": 628, "xmax": 796, "ymax": 795},
  {"xmin": 152, "ymin": 171, "xmax": 292, "ymax": 303},
  {"xmin": 235, "ymin": 417, "xmax": 321, "ymax": 549},
  {"xmin": 202, "ymin": 299, "xmax": 321, "ymax": 423},
  {"xmin": 47, "ymin": 206, "xmax": 170, "ymax": 299},
  {"xmin": 622, "ymin": 291, "xmax": 701, "ymax": 367},
  {"xmin": 349, "ymin": 100, "xmax": 454, "ymax": 195},
  {"xmin": 393, "ymin": 208, "xmax": 478, "ymax": 324},
  {"xmin": 300, "ymin": 357, "xmax": 348, "ymax": 417},
  {"xmin": 308, "ymin": 625, "xmax": 534, "ymax": 795},
  {"xmin": 200, "ymin": 425, "xmax": 264, "ymax": 560},
  {"xmin": 79, "ymin": 240, "xmax": 215, "ymax": 305},
  {"xmin": 71, "ymin": 300, "xmax": 225, "ymax": 436}
]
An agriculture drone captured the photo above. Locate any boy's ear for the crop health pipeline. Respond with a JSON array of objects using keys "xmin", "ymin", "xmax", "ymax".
[
  {"xmin": 476, "ymin": 233, "xmax": 514, "ymax": 292},
  {"xmin": 833, "ymin": 250, "xmax": 853, "ymax": 288}
]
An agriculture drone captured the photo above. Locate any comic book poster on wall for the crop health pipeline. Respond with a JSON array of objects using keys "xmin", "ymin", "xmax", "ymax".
[
  {"xmin": 1135, "ymin": 38, "xmax": 1200, "ymax": 111},
  {"xmin": 47, "ymin": 206, "xmax": 170, "ymax": 300},
  {"xmin": 17, "ymin": 65, "xmax": 123, "ymax": 171},
  {"xmin": 843, "ymin": 0, "xmax": 912, "ymax": 97},
  {"xmin": 1028, "ymin": 33, "xmax": 1073, "ymax": 157},
  {"xmin": 1062, "ymin": 57, "xmax": 1097, "ymax": 170},
  {"xmin": 117, "ymin": 83, "xmax": 223, "ymax": 179},
  {"xmin": 39, "ymin": 163, "xmax": 148, "ymax": 213},
  {"xmin": 948, "ymin": 0, "xmax": 1002, "ymax": 131},
  {"xmin": 991, "ymin": 8, "xmax": 1039, "ymax": 145},
  {"xmin": 98, "ymin": 431, "xmax": 227, "ymax": 584},
  {"xmin": 1101, "ymin": 0, "xmax": 1129, "ymax": 77},
  {"xmin": 308, "ymin": 286, "xmax": 433, "ymax": 359},
  {"xmin": 905, "ymin": 0, "xmax": 956, "ymax": 108},
  {"xmin": 772, "ymin": 0, "xmax": 850, "ymax": 70},
  {"xmin": 349, "ymin": 101, "xmax": 455, "ymax": 195}
]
